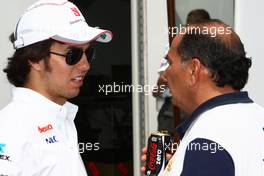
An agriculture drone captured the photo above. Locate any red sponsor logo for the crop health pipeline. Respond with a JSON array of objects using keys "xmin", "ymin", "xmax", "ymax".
[
  {"xmin": 38, "ymin": 124, "xmax": 53, "ymax": 133},
  {"xmin": 71, "ymin": 7, "xmax": 80, "ymax": 16},
  {"xmin": 148, "ymin": 143, "xmax": 157, "ymax": 171}
]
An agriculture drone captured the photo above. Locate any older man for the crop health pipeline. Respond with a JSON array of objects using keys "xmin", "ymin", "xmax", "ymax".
[
  {"xmin": 162, "ymin": 19, "xmax": 264, "ymax": 176},
  {"xmin": 142, "ymin": 19, "xmax": 264, "ymax": 176}
]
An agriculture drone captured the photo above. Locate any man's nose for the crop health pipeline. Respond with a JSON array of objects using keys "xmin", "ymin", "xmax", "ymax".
[{"xmin": 77, "ymin": 54, "xmax": 90, "ymax": 71}]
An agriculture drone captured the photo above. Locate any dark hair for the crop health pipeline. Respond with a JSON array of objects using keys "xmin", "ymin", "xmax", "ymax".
[
  {"xmin": 178, "ymin": 20, "xmax": 252, "ymax": 90},
  {"xmin": 186, "ymin": 9, "xmax": 210, "ymax": 24},
  {"xmin": 3, "ymin": 33, "xmax": 54, "ymax": 87}
]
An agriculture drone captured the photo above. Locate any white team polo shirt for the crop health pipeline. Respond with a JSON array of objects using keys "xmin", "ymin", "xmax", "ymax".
[
  {"xmin": 162, "ymin": 92, "xmax": 264, "ymax": 176},
  {"xmin": 0, "ymin": 88, "xmax": 87, "ymax": 176}
]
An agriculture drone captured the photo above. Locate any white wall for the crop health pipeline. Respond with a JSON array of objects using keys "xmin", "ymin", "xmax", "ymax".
[
  {"xmin": 145, "ymin": 0, "xmax": 169, "ymax": 136},
  {"xmin": 0, "ymin": 0, "xmax": 36, "ymax": 109},
  {"xmin": 235, "ymin": 0, "xmax": 264, "ymax": 106}
]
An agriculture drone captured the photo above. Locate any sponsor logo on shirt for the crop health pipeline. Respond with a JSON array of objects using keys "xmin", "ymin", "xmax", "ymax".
[
  {"xmin": 45, "ymin": 136, "xmax": 59, "ymax": 144},
  {"xmin": 0, "ymin": 144, "xmax": 11, "ymax": 162},
  {"xmin": 165, "ymin": 157, "xmax": 174, "ymax": 172},
  {"xmin": 0, "ymin": 144, "xmax": 6, "ymax": 153},
  {"xmin": 0, "ymin": 154, "xmax": 11, "ymax": 162},
  {"xmin": 38, "ymin": 124, "xmax": 53, "ymax": 133}
]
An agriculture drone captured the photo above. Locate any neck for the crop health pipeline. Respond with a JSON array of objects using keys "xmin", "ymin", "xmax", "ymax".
[
  {"xmin": 24, "ymin": 81, "xmax": 66, "ymax": 106},
  {"xmin": 188, "ymin": 85, "xmax": 237, "ymax": 114}
]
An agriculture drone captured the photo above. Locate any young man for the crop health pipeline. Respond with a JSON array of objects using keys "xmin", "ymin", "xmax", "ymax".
[{"xmin": 0, "ymin": 0, "xmax": 112, "ymax": 175}]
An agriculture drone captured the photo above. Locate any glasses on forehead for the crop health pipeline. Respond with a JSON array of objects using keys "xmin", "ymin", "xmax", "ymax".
[{"xmin": 49, "ymin": 47, "xmax": 96, "ymax": 65}]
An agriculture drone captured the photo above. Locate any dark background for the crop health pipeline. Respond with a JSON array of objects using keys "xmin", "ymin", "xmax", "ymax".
[{"xmin": 69, "ymin": 0, "xmax": 133, "ymax": 175}]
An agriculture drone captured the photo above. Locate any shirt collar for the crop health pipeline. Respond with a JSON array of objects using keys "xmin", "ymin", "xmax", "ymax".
[
  {"xmin": 12, "ymin": 87, "xmax": 78, "ymax": 121},
  {"xmin": 176, "ymin": 91, "xmax": 253, "ymax": 139}
]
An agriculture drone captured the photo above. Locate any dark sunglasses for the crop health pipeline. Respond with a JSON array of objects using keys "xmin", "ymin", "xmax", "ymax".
[{"xmin": 49, "ymin": 47, "xmax": 96, "ymax": 65}]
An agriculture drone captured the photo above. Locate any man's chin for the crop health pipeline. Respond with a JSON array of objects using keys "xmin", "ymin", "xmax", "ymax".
[
  {"xmin": 67, "ymin": 89, "xmax": 80, "ymax": 99},
  {"xmin": 172, "ymin": 98, "xmax": 184, "ymax": 110},
  {"xmin": 172, "ymin": 98, "xmax": 178, "ymax": 106}
]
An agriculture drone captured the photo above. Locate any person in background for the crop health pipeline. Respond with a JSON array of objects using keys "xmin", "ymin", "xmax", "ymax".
[
  {"xmin": 186, "ymin": 9, "xmax": 210, "ymax": 24},
  {"xmin": 0, "ymin": 0, "xmax": 112, "ymax": 175}
]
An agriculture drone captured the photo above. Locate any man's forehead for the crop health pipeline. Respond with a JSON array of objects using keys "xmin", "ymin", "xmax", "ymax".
[
  {"xmin": 67, "ymin": 43, "xmax": 90, "ymax": 50},
  {"xmin": 171, "ymin": 34, "xmax": 184, "ymax": 49},
  {"xmin": 53, "ymin": 41, "xmax": 91, "ymax": 50},
  {"xmin": 168, "ymin": 34, "xmax": 184, "ymax": 55}
]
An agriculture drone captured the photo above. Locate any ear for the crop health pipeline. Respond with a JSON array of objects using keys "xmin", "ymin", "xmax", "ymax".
[
  {"xmin": 187, "ymin": 58, "xmax": 202, "ymax": 86},
  {"xmin": 28, "ymin": 60, "xmax": 43, "ymax": 71}
]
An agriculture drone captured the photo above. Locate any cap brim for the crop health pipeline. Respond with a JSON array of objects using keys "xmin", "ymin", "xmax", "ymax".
[{"xmin": 52, "ymin": 21, "xmax": 112, "ymax": 45}]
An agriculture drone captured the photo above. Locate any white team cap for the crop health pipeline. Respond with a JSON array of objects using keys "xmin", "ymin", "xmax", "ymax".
[{"xmin": 13, "ymin": 0, "xmax": 112, "ymax": 49}]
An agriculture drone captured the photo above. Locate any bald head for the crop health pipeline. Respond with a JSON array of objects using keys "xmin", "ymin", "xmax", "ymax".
[
  {"xmin": 190, "ymin": 20, "xmax": 243, "ymax": 53},
  {"xmin": 177, "ymin": 19, "xmax": 251, "ymax": 90}
]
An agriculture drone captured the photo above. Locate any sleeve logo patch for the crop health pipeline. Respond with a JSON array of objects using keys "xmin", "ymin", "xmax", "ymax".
[{"xmin": 0, "ymin": 144, "xmax": 6, "ymax": 153}]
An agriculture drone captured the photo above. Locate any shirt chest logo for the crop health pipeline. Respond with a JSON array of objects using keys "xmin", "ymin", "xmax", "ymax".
[
  {"xmin": 45, "ymin": 136, "xmax": 59, "ymax": 144},
  {"xmin": 38, "ymin": 124, "xmax": 53, "ymax": 133}
]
